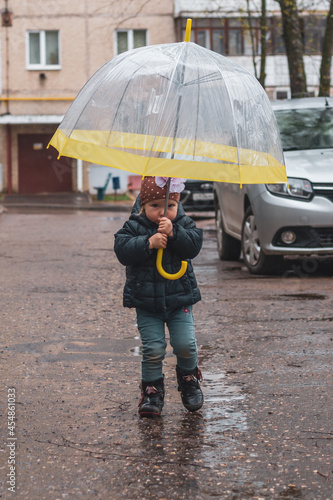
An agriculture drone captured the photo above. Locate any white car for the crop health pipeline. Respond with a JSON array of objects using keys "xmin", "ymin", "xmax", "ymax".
[{"xmin": 214, "ymin": 97, "xmax": 333, "ymax": 274}]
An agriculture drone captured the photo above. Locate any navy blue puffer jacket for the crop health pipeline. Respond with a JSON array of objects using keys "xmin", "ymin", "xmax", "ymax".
[{"xmin": 114, "ymin": 197, "xmax": 203, "ymax": 313}]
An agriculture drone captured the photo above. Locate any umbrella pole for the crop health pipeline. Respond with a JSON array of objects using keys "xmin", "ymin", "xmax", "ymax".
[
  {"xmin": 162, "ymin": 17, "xmax": 191, "ymax": 217},
  {"xmin": 156, "ymin": 20, "xmax": 193, "ymax": 281},
  {"xmin": 162, "ymin": 48, "xmax": 186, "ymax": 216},
  {"xmin": 163, "ymin": 177, "xmax": 171, "ymax": 216}
]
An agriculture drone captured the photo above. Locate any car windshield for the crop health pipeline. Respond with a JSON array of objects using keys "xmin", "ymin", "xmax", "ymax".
[{"xmin": 274, "ymin": 107, "xmax": 333, "ymax": 151}]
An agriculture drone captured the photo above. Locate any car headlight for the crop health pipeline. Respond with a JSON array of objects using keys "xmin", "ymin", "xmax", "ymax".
[{"xmin": 266, "ymin": 178, "xmax": 313, "ymax": 200}]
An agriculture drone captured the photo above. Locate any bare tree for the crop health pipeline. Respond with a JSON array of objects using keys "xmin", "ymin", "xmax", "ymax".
[
  {"xmin": 277, "ymin": 0, "xmax": 308, "ymax": 97},
  {"xmin": 319, "ymin": 0, "xmax": 333, "ymax": 96},
  {"xmin": 246, "ymin": 0, "xmax": 258, "ymax": 79},
  {"xmin": 259, "ymin": 0, "xmax": 267, "ymax": 88},
  {"xmin": 246, "ymin": 0, "xmax": 259, "ymax": 79},
  {"xmin": 244, "ymin": 0, "xmax": 267, "ymax": 88}
]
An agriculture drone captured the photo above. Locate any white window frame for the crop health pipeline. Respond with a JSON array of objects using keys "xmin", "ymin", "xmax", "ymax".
[
  {"xmin": 114, "ymin": 29, "xmax": 148, "ymax": 55},
  {"xmin": 26, "ymin": 30, "xmax": 61, "ymax": 70}
]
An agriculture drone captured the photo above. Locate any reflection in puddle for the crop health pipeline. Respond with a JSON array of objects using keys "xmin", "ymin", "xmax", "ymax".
[
  {"xmin": 201, "ymin": 371, "xmax": 247, "ymax": 466},
  {"xmin": 199, "ymin": 344, "xmax": 248, "ymax": 465},
  {"xmin": 134, "ymin": 366, "xmax": 250, "ymax": 496}
]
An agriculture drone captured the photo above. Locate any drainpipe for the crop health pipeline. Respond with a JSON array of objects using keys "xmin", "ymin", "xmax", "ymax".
[
  {"xmin": 4, "ymin": 0, "xmax": 12, "ymax": 193},
  {"xmin": 77, "ymin": 158, "xmax": 83, "ymax": 192},
  {"xmin": 6, "ymin": 124, "xmax": 12, "ymax": 194}
]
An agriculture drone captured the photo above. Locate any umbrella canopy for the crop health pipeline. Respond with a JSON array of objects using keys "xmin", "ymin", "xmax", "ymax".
[{"xmin": 49, "ymin": 41, "xmax": 287, "ymax": 186}]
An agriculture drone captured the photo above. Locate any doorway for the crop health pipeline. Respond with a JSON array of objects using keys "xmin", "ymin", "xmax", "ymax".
[{"xmin": 18, "ymin": 133, "xmax": 73, "ymax": 193}]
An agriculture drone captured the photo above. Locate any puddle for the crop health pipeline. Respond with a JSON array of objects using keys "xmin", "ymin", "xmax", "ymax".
[
  {"xmin": 191, "ymin": 369, "xmax": 248, "ymax": 471},
  {"xmin": 5, "ymin": 340, "xmax": 65, "ymax": 354},
  {"xmin": 198, "ymin": 343, "xmax": 248, "ymax": 464},
  {"xmin": 199, "ymin": 343, "xmax": 225, "ymax": 363},
  {"xmin": 106, "ymin": 216, "xmax": 123, "ymax": 221},
  {"xmin": 194, "ymin": 266, "xmax": 218, "ymax": 275},
  {"xmin": 278, "ymin": 485, "xmax": 303, "ymax": 498},
  {"xmin": 203, "ymin": 372, "xmax": 247, "ymax": 435},
  {"xmin": 130, "ymin": 346, "xmax": 142, "ymax": 356},
  {"xmin": 130, "ymin": 340, "xmax": 174, "ymax": 357},
  {"xmin": 131, "ymin": 353, "xmax": 251, "ymax": 492},
  {"xmin": 279, "ymin": 293, "xmax": 326, "ymax": 300}
]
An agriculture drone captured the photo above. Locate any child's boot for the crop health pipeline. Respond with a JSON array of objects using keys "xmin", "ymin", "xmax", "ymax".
[
  {"xmin": 138, "ymin": 377, "xmax": 165, "ymax": 417},
  {"xmin": 176, "ymin": 366, "xmax": 204, "ymax": 412}
]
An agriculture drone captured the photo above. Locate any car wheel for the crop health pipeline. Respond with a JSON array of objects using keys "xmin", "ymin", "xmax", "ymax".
[
  {"xmin": 241, "ymin": 206, "xmax": 283, "ymax": 275},
  {"xmin": 216, "ymin": 205, "xmax": 241, "ymax": 261}
]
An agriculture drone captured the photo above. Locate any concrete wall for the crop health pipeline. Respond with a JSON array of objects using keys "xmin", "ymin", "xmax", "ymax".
[{"xmin": 1, "ymin": 0, "xmax": 175, "ymax": 113}]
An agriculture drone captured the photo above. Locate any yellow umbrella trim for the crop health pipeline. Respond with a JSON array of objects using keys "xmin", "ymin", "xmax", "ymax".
[{"xmin": 49, "ymin": 128, "xmax": 288, "ymax": 184}]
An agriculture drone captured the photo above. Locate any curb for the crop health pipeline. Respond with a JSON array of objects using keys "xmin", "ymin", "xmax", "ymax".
[{"xmin": 0, "ymin": 202, "xmax": 133, "ymax": 212}]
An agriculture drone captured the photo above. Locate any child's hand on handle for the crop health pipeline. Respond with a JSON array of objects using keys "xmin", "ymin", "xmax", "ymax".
[
  {"xmin": 158, "ymin": 217, "xmax": 174, "ymax": 237},
  {"xmin": 149, "ymin": 232, "xmax": 168, "ymax": 249}
]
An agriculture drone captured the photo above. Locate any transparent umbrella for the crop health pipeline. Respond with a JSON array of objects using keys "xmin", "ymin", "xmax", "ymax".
[{"xmin": 48, "ymin": 20, "xmax": 287, "ymax": 278}]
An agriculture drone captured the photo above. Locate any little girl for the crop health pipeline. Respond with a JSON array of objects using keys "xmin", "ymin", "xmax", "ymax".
[{"xmin": 114, "ymin": 176, "xmax": 204, "ymax": 417}]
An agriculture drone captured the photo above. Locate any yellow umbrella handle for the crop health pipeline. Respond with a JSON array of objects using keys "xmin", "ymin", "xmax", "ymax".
[{"xmin": 156, "ymin": 248, "xmax": 187, "ymax": 280}]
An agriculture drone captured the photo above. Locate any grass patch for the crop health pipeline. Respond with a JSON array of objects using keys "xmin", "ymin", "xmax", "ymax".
[{"xmin": 92, "ymin": 193, "xmax": 132, "ymax": 202}]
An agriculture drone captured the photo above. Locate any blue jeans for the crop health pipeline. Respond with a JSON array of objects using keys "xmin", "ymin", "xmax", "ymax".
[{"xmin": 136, "ymin": 306, "xmax": 198, "ymax": 382}]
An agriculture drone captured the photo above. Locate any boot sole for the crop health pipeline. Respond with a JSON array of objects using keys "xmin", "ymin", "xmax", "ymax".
[
  {"xmin": 183, "ymin": 401, "xmax": 204, "ymax": 412},
  {"xmin": 139, "ymin": 411, "xmax": 161, "ymax": 418},
  {"xmin": 138, "ymin": 404, "xmax": 163, "ymax": 418},
  {"xmin": 182, "ymin": 396, "xmax": 204, "ymax": 412}
]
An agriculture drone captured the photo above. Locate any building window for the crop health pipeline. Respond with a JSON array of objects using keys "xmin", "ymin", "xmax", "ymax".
[
  {"xmin": 266, "ymin": 18, "xmax": 286, "ymax": 55},
  {"xmin": 26, "ymin": 30, "xmax": 60, "ymax": 69},
  {"xmin": 276, "ymin": 90, "xmax": 289, "ymax": 100},
  {"xmin": 266, "ymin": 16, "xmax": 326, "ymax": 55},
  {"xmin": 181, "ymin": 16, "xmax": 325, "ymax": 57},
  {"xmin": 302, "ymin": 16, "xmax": 326, "ymax": 55},
  {"xmin": 181, "ymin": 18, "xmax": 260, "ymax": 56},
  {"xmin": 115, "ymin": 29, "xmax": 147, "ymax": 54}
]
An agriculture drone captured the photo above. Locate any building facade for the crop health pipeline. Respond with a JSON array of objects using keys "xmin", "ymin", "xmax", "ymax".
[
  {"xmin": 0, "ymin": 0, "xmax": 331, "ymax": 194},
  {"xmin": 175, "ymin": 0, "xmax": 332, "ymax": 100},
  {"xmin": 0, "ymin": 0, "xmax": 175, "ymax": 194}
]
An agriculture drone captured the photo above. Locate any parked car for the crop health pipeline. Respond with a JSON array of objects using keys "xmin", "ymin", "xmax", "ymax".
[
  {"xmin": 214, "ymin": 97, "xmax": 333, "ymax": 274},
  {"xmin": 180, "ymin": 179, "xmax": 214, "ymax": 212}
]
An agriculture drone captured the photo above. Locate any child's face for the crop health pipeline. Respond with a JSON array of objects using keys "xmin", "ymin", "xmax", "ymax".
[{"xmin": 144, "ymin": 199, "xmax": 178, "ymax": 224}]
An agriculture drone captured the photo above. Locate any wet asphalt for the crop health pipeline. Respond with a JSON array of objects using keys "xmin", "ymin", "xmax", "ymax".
[{"xmin": 0, "ymin": 207, "xmax": 332, "ymax": 499}]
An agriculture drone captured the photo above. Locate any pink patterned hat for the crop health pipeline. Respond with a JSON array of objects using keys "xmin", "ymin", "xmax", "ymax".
[{"xmin": 140, "ymin": 176, "xmax": 186, "ymax": 205}]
